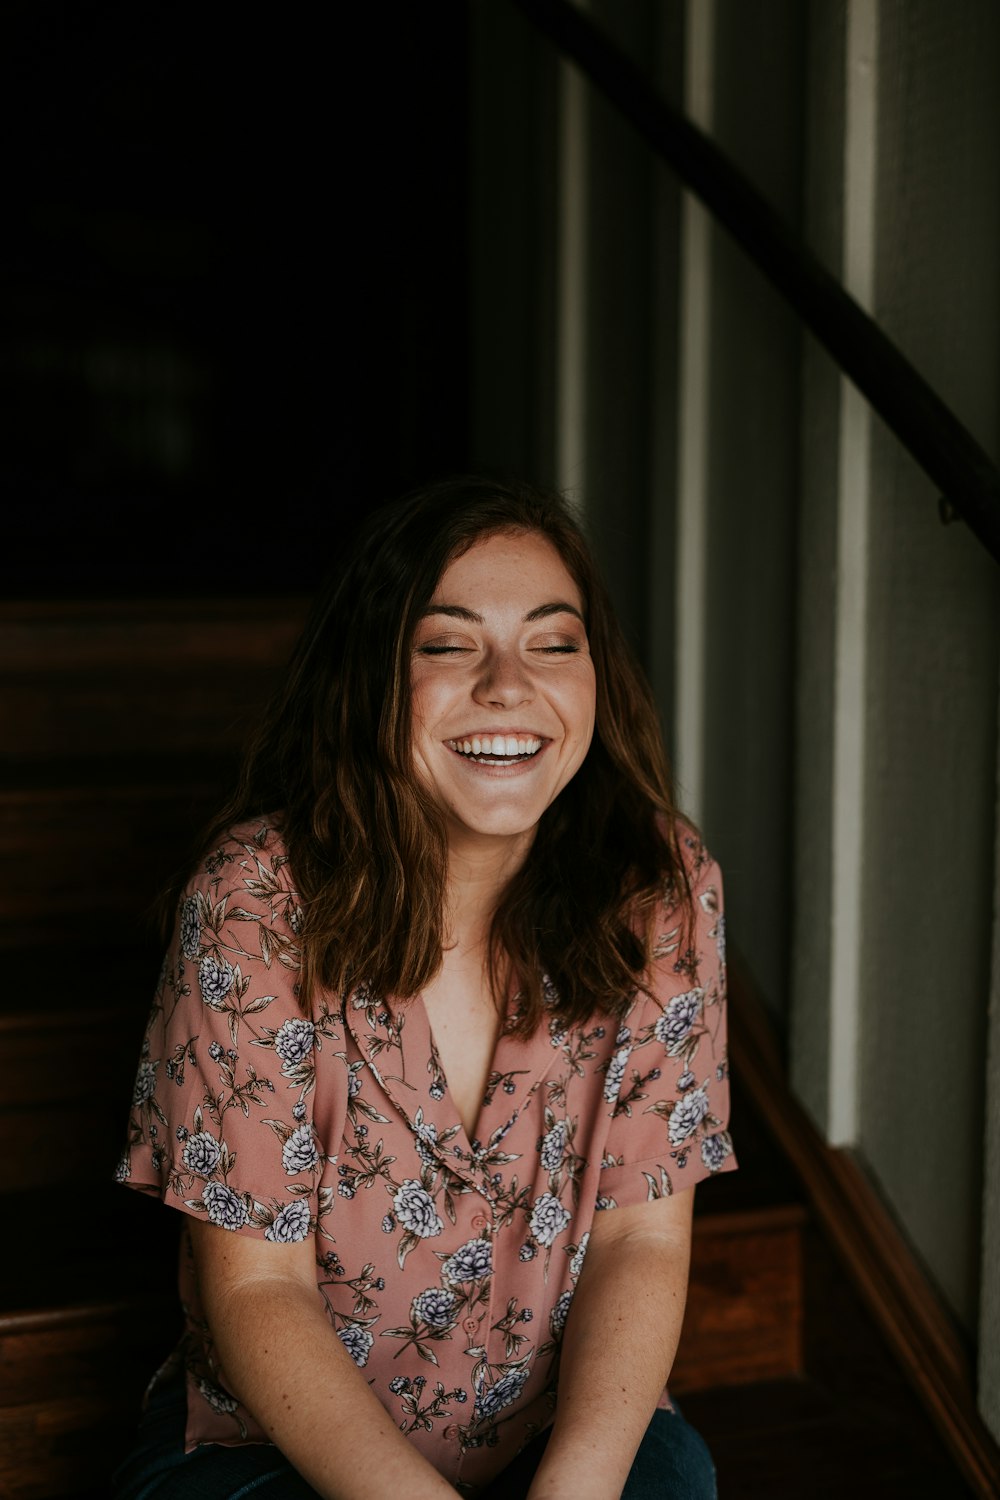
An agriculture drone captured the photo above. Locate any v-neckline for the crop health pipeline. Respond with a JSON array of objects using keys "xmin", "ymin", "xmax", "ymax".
[
  {"xmin": 341, "ymin": 986, "xmax": 560, "ymax": 1179},
  {"xmin": 418, "ymin": 990, "xmax": 505, "ymax": 1147}
]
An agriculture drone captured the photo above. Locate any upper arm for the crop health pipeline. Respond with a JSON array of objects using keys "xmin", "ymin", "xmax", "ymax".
[
  {"xmin": 188, "ymin": 1214, "xmax": 319, "ymax": 1316},
  {"xmin": 586, "ymin": 1184, "xmax": 695, "ymax": 1259}
]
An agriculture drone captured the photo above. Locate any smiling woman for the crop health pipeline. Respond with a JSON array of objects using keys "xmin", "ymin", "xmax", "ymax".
[
  {"xmin": 410, "ymin": 531, "xmax": 597, "ymax": 855},
  {"xmin": 111, "ymin": 474, "xmax": 737, "ymax": 1500}
]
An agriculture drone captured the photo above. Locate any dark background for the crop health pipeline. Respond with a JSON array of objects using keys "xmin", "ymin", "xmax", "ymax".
[{"xmin": 2, "ymin": 0, "xmax": 473, "ymax": 596}]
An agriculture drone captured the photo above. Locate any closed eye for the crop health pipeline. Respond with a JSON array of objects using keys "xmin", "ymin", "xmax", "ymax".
[{"xmin": 417, "ymin": 644, "xmax": 474, "ymax": 655}]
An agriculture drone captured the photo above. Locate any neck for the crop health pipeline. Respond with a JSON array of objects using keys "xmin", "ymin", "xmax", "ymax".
[{"xmin": 442, "ymin": 829, "xmax": 532, "ymax": 953}]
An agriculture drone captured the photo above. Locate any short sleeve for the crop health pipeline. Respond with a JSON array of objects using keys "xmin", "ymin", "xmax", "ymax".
[
  {"xmin": 115, "ymin": 823, "xmax": 342, "ymax": 1244},
  {"xmin": 596, "ymin": 835, "xmax": 737, "ymax": 1209}
]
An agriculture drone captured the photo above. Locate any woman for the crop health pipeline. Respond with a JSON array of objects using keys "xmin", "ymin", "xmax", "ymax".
[{"xmin": 112, "ymin": 474, "xmax": 737, "ymax": 1499}]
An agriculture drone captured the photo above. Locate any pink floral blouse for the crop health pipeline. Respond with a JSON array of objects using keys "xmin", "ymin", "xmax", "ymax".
[{"xmin": 117, "ymin": 819, "xmax": 737, "ymax": 1495}]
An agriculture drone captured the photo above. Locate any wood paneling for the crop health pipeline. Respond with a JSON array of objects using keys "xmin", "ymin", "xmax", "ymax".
[
  {"xmin": 0, "ymin": 1300, "xmax": 181, "ymax": 1500},
  {"xmin": 0, "ymin": 599, "xmax": 308, "ymax": 759}
]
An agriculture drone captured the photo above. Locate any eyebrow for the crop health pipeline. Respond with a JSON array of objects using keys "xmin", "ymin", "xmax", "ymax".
[{"xmin": 421, "ymin": 601, "xmax": 585, "ymax": 624}]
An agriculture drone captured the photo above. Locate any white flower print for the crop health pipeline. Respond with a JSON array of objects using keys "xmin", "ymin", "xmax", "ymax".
[
  {"xmin": 202, "ymin": 1181, "xmax": 250, "ymax": 1231},
  {"xmin": 414, "ymin": 1117, "xmax": 440, "ymax": 1166},
  {"xmin": 474, "ymin": 1365, "xmax": 530, "ymax": 1423},
  {"xmin": 337, "ymin": 1324, "xmax": 374, "ymax": 1367},
  {"xmin": 603, "ymin": 1046, "xmax": 630, "ymax": 1103},
  {"xmin": 132, "ymin": 1059, "xmax": 158, "ymax": 1105},
  {"xmin": 273, "ymin": 1017, "xmax": 316, "ymax": 1069},
  {"xmin": 282, "ymin": 1124, "xmax": 319, "ymax": 1174},
  {"xmin": 180, "ymin": 896, "xmax": 201, "ymax": 959},
  {"xmin": 114, "ymin": 1151, "xmax": 130, "ymax": 1183},
  {"xmin": 529, "ymin": 1193, "xmax": 571, "ymax": 1247},
  {"xmin": 441, "ymin": 1238, "xmax": 493, "ymax": 1283},
  {"xmin": 653, "ymin": 990, "xmax": 703, "ymax": 1053},
  {"xmin": 569, "ymin": 1232, "xmax": 589, "ymax": 1281},
  {"xmin": 198, "ymin": 953, "xmax": 234, "ymax": 1006},
  {"xmin": 265, "ymin": 1200, "xmax": 312, "ymax": 1242},
  {"xmin": 540, "ymin": 1120, "xmax": 567, "ymax": 1173},
  {"xmin": 549, "ymin": 1288, "xmax": 573, "ymax": 1338},
  {"xmin": 182, "ymin": 1131, "xmax": 222, "ymax": 1177},
  {"xmin": 700, "ymin": 1132, "xmax": 733, "ymax": 1172},
  {"xmin": 197, "ymin": 1377, "xmax": 239, "ymax": 1415},
  {"xmin": 668, "ymin": 1085, "xmax": 710, "ymax": 1146},
  {"xmin": 715, "ymin": 910, "xmax": 727, "ymax": 970},
  {"xmin": 393, "ymin": 1180, "xmax": 444, "ymax": 1239},
  {"xmin": 411, "ymin": 1287, "xmax": 459, "ymax": 1330}
]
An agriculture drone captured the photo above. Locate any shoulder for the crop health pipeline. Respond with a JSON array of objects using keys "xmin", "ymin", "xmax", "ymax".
[
  {"xmin": 654, "ymin": 812, "xmax": 722, "ymax": 916},
  {"xmin": 173, "ymin": 817, "xmax": 303, "ymax": 951}
]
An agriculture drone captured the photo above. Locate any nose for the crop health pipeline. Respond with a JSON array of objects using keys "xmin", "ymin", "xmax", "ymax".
[{"xmin": 473, "ymin": 647, "xmax": 533, "ymax": 709}]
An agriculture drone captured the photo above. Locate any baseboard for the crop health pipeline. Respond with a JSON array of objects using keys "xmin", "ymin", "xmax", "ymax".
[{"xmin": 727, "ymin": 951, "xmax": 1000, "ymax": 1500}]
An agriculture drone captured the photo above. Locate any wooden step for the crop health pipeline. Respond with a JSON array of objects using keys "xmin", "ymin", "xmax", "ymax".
[
  {"xmin": 0, "ymin": 596, "xmax": 307, "ymax": 762},
  {"xmin": 0, "ymin": 594, "xmax": 307, "ymax": 954},
  {"xmin": 0, "ymin": 1298, "xmax": 182, "ymax": 1500},
  {"xmin": 675, "ymin": 1202, "xmax": 806, "ymax": 1394}
]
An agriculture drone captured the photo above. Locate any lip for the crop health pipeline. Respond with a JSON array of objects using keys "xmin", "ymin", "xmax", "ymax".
[{"xmin": 444, "ymin": 728, "xmax": 549, "ymax": 741}]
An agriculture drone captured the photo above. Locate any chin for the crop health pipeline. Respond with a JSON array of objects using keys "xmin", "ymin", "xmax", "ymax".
[{"xmin": 445, "ymin": 809, "xmax": 543, "ymax": 845}]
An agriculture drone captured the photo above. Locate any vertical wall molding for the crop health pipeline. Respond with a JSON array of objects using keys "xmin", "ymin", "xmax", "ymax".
[
  {"xmin": 827, "ymin": 0, "xmax": 878, "ymax": 1146},
  {"xmin": 979, "ymin": 666, "xmax": 1000, "ymax": 1444},
  {"xmin": 555, "ymin": 4, "xmax": 590, "ymax": 513},
  {"xmin": 673, "ymin": 0, "xmax": 715, "ymax": 825}
]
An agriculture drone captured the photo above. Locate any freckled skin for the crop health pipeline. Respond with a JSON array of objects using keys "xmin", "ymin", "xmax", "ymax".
[{"xmin": 410, "ymin": 532, "xmax": 597, "ymax": 862}]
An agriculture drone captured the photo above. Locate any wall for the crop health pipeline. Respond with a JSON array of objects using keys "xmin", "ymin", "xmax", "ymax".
[{"xmin": 468, "ymin": 0, "xmax": 1000, "ymax": 1442}]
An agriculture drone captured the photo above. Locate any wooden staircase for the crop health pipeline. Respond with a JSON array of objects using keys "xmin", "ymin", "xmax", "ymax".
[{"xmin": 0, "ymin": 596, "xmax": 995, "ymax": 1500}]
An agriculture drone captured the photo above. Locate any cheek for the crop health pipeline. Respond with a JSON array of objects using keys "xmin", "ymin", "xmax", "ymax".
[{"xmin": 409, "ymin": 674, "xmax": 436, "ymax": 730}]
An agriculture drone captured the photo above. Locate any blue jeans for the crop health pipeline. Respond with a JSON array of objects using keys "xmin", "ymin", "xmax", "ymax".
[{"xmin": 111, "ymin": 1366, "xmax": 717, "ymax": 1499}]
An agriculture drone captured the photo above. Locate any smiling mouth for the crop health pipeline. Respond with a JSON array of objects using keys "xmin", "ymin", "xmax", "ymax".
[{"xmin": 446, "ymin": 734, "xmax": 544, "ymax": 764}]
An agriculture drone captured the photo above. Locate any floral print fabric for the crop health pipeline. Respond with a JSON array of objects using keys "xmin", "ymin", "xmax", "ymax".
[{"xmin": 117, "ymin": 820, "xmax": 737, "ymax": 1495}]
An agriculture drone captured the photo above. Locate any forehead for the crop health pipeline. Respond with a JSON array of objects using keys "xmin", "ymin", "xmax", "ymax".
[{"xmin": 432, "ymin": 530, "xmax": 583, "ymax": 606}]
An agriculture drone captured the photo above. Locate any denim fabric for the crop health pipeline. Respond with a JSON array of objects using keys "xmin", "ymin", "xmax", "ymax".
[
  {"xmin": 112, "ymin": 1368, "xmax": 716, "ymax": 1500},
  {"xmin": 110, "ymin": 1370, "xmax": 318, "ymax": 1500}
]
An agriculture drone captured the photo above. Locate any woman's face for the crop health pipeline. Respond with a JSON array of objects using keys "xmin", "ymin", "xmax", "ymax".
[{"xmin": 410, "ymin": 529, "xmax": 597, "ymax": 861}]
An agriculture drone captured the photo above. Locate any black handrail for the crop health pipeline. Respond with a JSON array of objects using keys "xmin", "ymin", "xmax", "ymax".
[{"xmin": 509, "ymin": 0, "xmax": 1000, "ymax": 568}]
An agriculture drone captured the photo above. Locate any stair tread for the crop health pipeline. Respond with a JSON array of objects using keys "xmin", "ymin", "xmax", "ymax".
[{"xmin": 680, "ymin": 1374, "xmax": 976, "ymax": 1497}]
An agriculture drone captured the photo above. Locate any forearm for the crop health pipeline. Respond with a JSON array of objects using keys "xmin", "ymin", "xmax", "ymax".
[
  {"xmin": 207, "ymin": 1276, "xmax": 458, "ymax": 1500},
  {"xmin": 527, "ymin": 1223, "xmax": 691, "ymax": 1500}
]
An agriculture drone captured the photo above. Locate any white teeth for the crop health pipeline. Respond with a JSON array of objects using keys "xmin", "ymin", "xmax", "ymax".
[{"xmin": 447, "ymin": 736, "xmax": 543, "ymax": 758}]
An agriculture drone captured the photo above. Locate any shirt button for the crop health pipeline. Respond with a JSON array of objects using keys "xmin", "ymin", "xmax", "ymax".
[
  {"xmin": 462, "ymin": 1316, "xmax": 478, "ymax": 1334},
  {"xmin": 471, "ymin": 1212, "xmax": 488, "ymax": 1230},
  {"xmin": 444, "ymin": 1424, "xmax": 459, "ymax": 1440}
]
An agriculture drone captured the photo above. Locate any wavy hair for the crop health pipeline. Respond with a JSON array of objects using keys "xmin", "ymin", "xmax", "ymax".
[{"xmin": 170, "ymin": 474, "xmax": 694, "ymax": 1034}]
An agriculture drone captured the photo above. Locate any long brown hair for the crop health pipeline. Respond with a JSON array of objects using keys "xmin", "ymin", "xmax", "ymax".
[{"xmin": 168, "ymin": 474, "xmax": 694, "ymax": 1034}]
